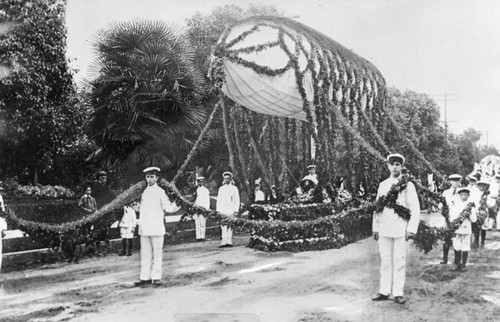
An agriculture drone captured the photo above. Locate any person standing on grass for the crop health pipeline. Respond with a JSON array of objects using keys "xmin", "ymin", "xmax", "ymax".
[
  {"xmin": 134, "ymin": 167, "xmax": 180, "ymax": 287},
  {"xmin": 118, "ymin": 201, "xmax": 138, "ymax": 256},
  {"xmin": 194, "ymin": 177, "xmax": 210, "ymax": 241},
  {"xmin": 440, "ymin": 174, "xmax": 462, "ymax": 265},
  {"xmin": 90, "ymin": 171, "xmax": 116, "ymax": 255},
  {"xmin": 449, "ymin": 187, "xmax": 477, "ymax": 272},
  {"xmin": 372, "ymin": 153, "xmax": 420, "ymax": 305},
  {"xmin": 217, "ymin": 171, "xmax": 240, "ymax": 248}
]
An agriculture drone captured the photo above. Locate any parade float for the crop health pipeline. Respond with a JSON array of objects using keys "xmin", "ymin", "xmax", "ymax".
[{"xmin": 4, "ymin": 16, "xmax": 459, "ymax": 258}]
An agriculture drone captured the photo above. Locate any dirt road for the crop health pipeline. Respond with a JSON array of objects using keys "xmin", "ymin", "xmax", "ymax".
[{"xmin": 1, "ymin": 230, "xmax": 500, "ymax": 322}]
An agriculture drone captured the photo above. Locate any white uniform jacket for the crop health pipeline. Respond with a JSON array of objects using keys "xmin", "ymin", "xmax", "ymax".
[
  {"xmin": 372, "ymin": 177, "xmax": 421, "ymax": 238},
  {"xmin": 195, "ymin": 186, "xmax": 210, "ymax": 209},
  {"xmin": 449, "ymin": 200, "xmax": 477, "ymax": 234},
  {"xmin": 254, "ymin": 190, "xmax": 265, "ymax": 202},
  {"xmin": 216, "ymin": 184, "xmax": 240, "ymax": 216},
  {"xmin": 139, "ymin": 184, "xmax": 180, "ymax": 236},
  {"xmin": 442, "ymin": 187, "xmax": 459, "ymax": 208},
  {"xmin": 489, "ymin": 182, "xmax": 500, "ymax": 200},
  {"xmin": 120, "ymin": 205, "xmax": 137, "ymax": 228}
]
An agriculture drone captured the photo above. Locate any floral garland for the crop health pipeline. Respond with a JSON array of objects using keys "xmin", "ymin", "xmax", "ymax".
[
  {"xmin": 374, "ymin": 176, "xmax": 412, "ymax": 221},
  {"xmin": 412, "ymin": 202, "xmax": 473, "ymax": 254},
  {"xmin": 172, "ymin": 102, "xmax": 220, "ymax": 184}
]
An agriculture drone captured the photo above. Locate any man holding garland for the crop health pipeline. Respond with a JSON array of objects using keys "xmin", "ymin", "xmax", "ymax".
[
  {"xmin": 194, "ymin": 177, "xmax": 210, "ymax": 241},
  {"xmin": 372, "ymin": 153, "xmax": 420, "ymax": 305},
  {"xmin": 217, "ymin": 171, "xmax": 240, "ymax": 248},
  {"xmin": 134, "ymin": 166, "xmax": 180, "ymax": 287}
]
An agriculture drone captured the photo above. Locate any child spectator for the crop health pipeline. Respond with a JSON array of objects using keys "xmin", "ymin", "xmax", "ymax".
[
  {"xmin": 450, "ymin": 187, "xmax": 477, "ymax": 272},
  {"xmin": 119, "ymin": 201, "xmax": 138, "ymax": 256}
]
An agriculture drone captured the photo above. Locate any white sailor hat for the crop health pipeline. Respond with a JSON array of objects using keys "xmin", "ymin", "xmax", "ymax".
[
  {"xmin": 143, "ymin": 166, "xmax": 161, "ymax": 173},
  {"xmin": 97, "ymin": 170, "xmax": 107, "ymax": 177},
  {"xmin": 467, "ymin": 175, "xmax": 477, "ymax": 181},
  {"xmin": 477, "ymin": 179, "xmax": 490, "ymax": 186},
  {"xmin": 222, "ymin": 171, "xmax": 233, "ymax": 178},
  {"xmin": 448, "ymin": 174, "xmax": 462, "ymax": 181},
  {"xmin": 307, "ymin": 165, "xmax": 316, "ymax": 169},
  {"xmin": 386, "ymin": 153, "xmax": 405, "ymax": 164},
  {"xmin": 196, "ymin": 176, "xmax": 204, "ymax": 181},
  {"xmin": 457, "ymin": 187, "xmax": 470, "ymax": 194}
]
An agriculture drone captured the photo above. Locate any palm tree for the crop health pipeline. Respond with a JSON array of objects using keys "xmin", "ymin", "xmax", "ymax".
[{"xmin": 85, "ymin": 20, "xmax": 207, "ymax": 175}]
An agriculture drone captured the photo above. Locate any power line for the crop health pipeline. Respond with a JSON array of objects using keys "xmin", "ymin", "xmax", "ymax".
[{"xmin": 431, "ymin": 93, "xmax": 459, "ymax": 137}]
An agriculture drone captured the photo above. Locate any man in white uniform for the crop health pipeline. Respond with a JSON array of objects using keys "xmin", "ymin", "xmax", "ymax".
[
  {"xmin": 134, "ymin": 167, "xmax": 179, "ymax": 287},
  {"xmin": 194, "ymin": 177, "xmax": 210, "ymax": 241},
  {"xmin": 217, "ymin": 172, "xmax": 240, "ymax": 248},
  {"xmin": 440, "ymin": 173, "xmax": 462, "ymax": 264},
  {"xmin": 372, "ymin": 153, "xmax": 420, "ymax": 305}
]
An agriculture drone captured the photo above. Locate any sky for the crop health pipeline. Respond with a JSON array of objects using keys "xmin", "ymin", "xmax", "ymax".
[{"xmin": 66, "ymin": 0, "xmax": 500, "ymax": 148}]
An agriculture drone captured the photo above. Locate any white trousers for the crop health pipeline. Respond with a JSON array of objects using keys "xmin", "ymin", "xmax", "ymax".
[
  {"xmin": 120, "ymin": 227, "xmax": 134, "ymax": 239},
  {"xmin": 378, "ymin": 236, "xmax": 407, "ymax": 297},
  {"xmin": 194, "ymin": 214, "xmax": 206, "ymax": 239},
  {"xmin": 139, "ymin": 235, "xmax": 164, "ymax": 281},
  {"xmin": 221, "ymin": 225, "xmax": 233, "ymax": 245},
  {"xmin": 453, "ymin": 233, "xmax": 471, "ymax": 251}
]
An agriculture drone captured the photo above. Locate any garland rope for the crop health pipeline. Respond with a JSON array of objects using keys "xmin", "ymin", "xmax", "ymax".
[{"xmin": 172, "ymin": 102, "xmax": 220, "ymax": 184}]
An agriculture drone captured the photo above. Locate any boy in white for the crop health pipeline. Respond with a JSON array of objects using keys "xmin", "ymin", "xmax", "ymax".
[
  {"xmin": 194, "ymin": 177, "xmax": 210, "ymax": 241},
  {"xmin": 119, "ymin": 201, "xmax": 138, "ymax": 256},
  {"xmin": 217, "ymin": 172, "xmax": 240, "ymax": 248},
  {"xmin": 134, "ymin": 167, "xmax": 180, "ymax": 286},
  {"xmin": 449, "ymin": 187, "xmax": 477, "ymax": 271},
  {"xmin": 372, "ymin": 153, "xmax": 420, "ymax": 305}
]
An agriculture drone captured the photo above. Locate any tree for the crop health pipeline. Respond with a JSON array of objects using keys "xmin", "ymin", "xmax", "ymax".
[
  {"xmin": 86, "ymin": 20, "xmax": 207, "ymax": 177},
  {"xmin": 385, "ymin": 88, "xmax": 462, "ymax": 176},
  {"xmin": 0, "ymin": 0, "xmax": 83, "ymax": 185}
]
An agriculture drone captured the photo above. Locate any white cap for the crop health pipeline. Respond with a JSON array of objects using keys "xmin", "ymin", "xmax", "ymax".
[
  {"xmin": 457, "ymin": 187, "xmax": 470, "ymax": 194},
  {"xmin": 307, "ymin": 165, "xmax": 316, "ymax": 169},
  {"xmin": 222, "ymin": 171, "xmax": 233, "ymax": 178},
  {"xmin": 143, "ymin": 166, "xmax": 161, "ymax": 173},
  {"xmin": 196, "ymin": 176, "xmax": 204, "ymax": 181},
  {"xmin": 448, "ymin": 174, "xmax": 462, "ymax": 181},
  {"xmin": 477, "ymin": 179, "xmax": 490, "ymax": 186},
  {"xmin": 386, "ymin": 153, "xmax": 405, "ymax": 164}
]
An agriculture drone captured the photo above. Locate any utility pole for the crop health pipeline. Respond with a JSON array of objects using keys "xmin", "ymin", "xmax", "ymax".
[{"xmin": 432, "ymin": 93, "xmax": 459, "ymax": 137}]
